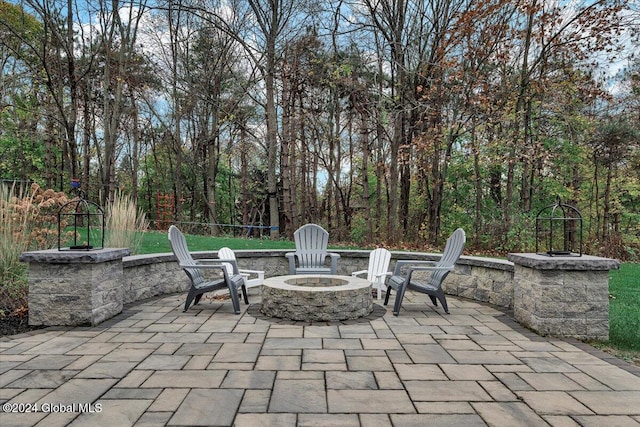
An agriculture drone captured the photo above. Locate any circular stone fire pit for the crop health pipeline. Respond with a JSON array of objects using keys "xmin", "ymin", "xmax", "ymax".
[{"xmin": 260, "ymin": 275, "xmax": 373, "ymax": 322}]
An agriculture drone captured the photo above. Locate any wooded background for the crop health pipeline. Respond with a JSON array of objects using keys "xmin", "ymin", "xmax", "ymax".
[{"xmin": 1, "ymin": 0, "xmax": 639, "ymax": 257}]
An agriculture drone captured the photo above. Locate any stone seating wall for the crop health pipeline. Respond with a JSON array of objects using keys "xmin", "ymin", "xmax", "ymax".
[
  {"xmin": 23, "ymin": 248, "xmax": 616, "ymax": 340},
  {"xmin": 122, "ymin": 250, "xmax": 516, "ymax": 309}
]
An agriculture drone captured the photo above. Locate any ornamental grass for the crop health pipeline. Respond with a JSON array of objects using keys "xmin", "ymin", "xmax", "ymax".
[{"xmin": 104, "ymin": 190, "xmax": 149, "ymax": 254}]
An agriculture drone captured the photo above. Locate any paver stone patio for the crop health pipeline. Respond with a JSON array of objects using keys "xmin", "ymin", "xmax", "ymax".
[{"xmin": 0, "ymin": 291, "xmax": 638, "ymax": 427}]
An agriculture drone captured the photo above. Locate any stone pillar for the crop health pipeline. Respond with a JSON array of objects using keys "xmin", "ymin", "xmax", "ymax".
[
  {"xmin": 20, "ymin": 248, "xmax": 130, "ymax": 326},
  {"xmin": 507, "ymin": 253, "xmax": 619, "ymax": 341}
]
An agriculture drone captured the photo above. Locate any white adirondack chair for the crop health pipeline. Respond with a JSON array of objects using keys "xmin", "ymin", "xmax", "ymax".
[
  {"xmin": 351, "ymin": 248, "xmax": 392, "ymax": 299},
  {"xmin": 218, "ymin": 247, "xmax": 265, "ymax": 289}
]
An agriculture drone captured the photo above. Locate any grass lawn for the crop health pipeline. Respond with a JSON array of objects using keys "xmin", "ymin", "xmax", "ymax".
[
  {"xmin": 138, "ymin": 231, "xmax": 638, "ymax": 358},
  {"xmin": 606, "ymin": 263, "xmax": 640, "ymax": 357},
  {"xmin": 139, "ymin": 230, "xmax": 296, "ymax": 253}
]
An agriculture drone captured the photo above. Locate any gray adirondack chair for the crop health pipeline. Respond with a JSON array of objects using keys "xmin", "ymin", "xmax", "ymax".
[
  {"xmin": 352, "ymin": 248, "xmax": 392, "ymax": 300},
  {"xmin": 218, "ymin": 247, "xmax": 264, "ymax": 289},
  {"xmin": 285, "ymin": 224, "xmax": 340, "ymax": 274},
  {"xmin": 384, "ymin": 228, "xmax": 465, "ymax": 316},
  {"xmin": 168, "ymin": 225, "xmax": 248, "ymax": 313}
]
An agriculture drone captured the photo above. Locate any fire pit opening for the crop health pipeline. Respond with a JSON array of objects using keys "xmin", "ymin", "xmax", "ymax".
[
  {"xmin": 284, "ymin": 276, "xmax": 348, "ymax": 287},
  {"xmin": 260, "ymin": 274, "xmax": 373, "ymax": 322}
]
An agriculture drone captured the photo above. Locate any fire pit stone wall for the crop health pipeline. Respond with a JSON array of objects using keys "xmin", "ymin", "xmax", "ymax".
[{"xmin": 260, "ymin": 275, "xmax": 373, "ymax": 322}]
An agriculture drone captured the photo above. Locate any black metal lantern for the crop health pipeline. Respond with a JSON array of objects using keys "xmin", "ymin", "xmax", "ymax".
[
  {"xmin": 535, "ymin": 196, "xmax": 582, "ymax": 257},
  {"xmin": 57, "ymin": 180, "xmax": 105, "ymax": 251}
]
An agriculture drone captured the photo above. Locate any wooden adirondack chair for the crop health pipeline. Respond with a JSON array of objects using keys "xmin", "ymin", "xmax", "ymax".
[
  {"xmin": 218, "ymin": 247, "xmax": 265, "ymax": 289},
  {"xmin": 285, "ymin": 224, "xmax": 340, "ymax": 274},
  {"xmin": 351, "ymin": 248, "xmax": 392, "ymax": 299},
  {"xmin": 384, "ymin": 228, "xmax": 466, "ymax": 315},
  {"xmin": 168, "ymin": 225, "xmax": 248, "ymax": 313}
]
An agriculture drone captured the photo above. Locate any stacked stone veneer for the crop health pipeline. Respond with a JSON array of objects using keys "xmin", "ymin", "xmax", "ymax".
[
  {"xmin": 508, "ymin": 253, "xmax": 619, "ymax": 341},
  {"xmin": 260, "ymin": 275, "xmax": 373, "ymax": 321},
  {"xmin": 20, "ymin": 248, "xmax": 130, "ymax": 326}
]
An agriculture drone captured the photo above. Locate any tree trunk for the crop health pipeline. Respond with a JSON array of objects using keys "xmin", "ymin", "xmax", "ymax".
[
  {"xmin": 240, "ymin": 125, "xmax": 249, "ymax": 233},
  {"xmin": 472, "ymin": 129, "xmax": 482, "ymax": 247},
  {"xmin": 360, "ymin": 114, "xmax": 372, "ymax": 244},
  {"xmin": 280, "ymin": 60, "xmax": 293, "ymax": 234}
]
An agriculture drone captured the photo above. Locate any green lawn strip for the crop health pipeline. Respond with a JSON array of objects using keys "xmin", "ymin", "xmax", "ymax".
[
  {"xmin": 138, "ymin": 229, "xmax": 361, "ymax": 253},
  {"xmin": 608, "ymin": 263, "xmax": 640, "ymax": 352},
  {"xmin": 138, "ymin": 230, "xmax": 296, "ymax": 253}
]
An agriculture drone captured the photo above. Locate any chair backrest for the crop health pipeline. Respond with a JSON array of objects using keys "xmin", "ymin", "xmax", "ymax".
[
  {"xmin": 294, "ymin": 224, "xmax": 330, "ymax": 269},
  {"xmin": 168, "ymin": 225, "xmax": 204, "ymax": 286},
  {"xmin": 218, "ymin": 247, "xmax": 237, "ymax": 276},
  {"xmin": 431, "ymin": 228, "xmax": 466, "ymax": 286},
  {"xmin": 366, "ymin": 248, "xmax": 391, "ymax": 282}
]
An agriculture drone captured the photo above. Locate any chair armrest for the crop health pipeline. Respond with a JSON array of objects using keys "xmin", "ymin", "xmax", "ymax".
[
  {"xmin": 372, "ymin": 271, "xmax": 392, "ymax": 282},
  {"xmin": 351, "ymin": 270, "xmax": 367, "ymax": 277},
  {"xmin": 239, "ymin": 269, "xmax": 265, "ymax": 285},
  {"xmin": 181, "ymin": 262, "xmax": 226, "ymax": 269},
  {"xmin": 180, "ymin": 262, "xmax": 243, "ymax": 280},
  {"xmin": 386, "ymin": 274, "xmax": 406, "ymax": 290},
  {"xmin": 285, "ymin": 252, "xmax": 297, "ymax": 274},
  {"xmin": 408, "ymin": 266, "xmax": 451, "ymax": 272},
  {"xmin": 239, "ymin": 268, "xmax": 265, "ymax": 275},
  {"xmin": 328, "ymin": 252, "xmax": 340, "ymax": 274}
]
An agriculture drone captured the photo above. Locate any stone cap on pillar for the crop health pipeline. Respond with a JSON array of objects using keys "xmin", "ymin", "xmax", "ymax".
[
  {"xmin": 507, "ymin": 253, "xmax": 620, "ymax": 271},
  {"xmin": 20, "ymin": 248, "xmax": 131, "ymax": 264}
]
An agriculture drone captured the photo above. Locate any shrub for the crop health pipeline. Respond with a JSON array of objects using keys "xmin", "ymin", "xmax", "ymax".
[{"xmin": 1, "ymin": 183, "xmax": 70, "ymax": 319}]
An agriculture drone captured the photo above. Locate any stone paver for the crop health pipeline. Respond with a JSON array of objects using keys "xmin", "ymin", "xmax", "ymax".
[
  {"xmin": 471, "ymin": 402, "xmax": 548, "ymax": 426},
  {"xmin": 1, "ymin": 291, "xmax": 638, "ymax": 426},
  {"xmin": 170, "ymin": 389, "xmax": 243, "ymax": 425},
  {"xmin": 269, "ymin": 379, "xmax": 327, "ymax": 413},
  {"xmin": 328, "ymin": 389, "xmax": 414, "ymax": 413}
]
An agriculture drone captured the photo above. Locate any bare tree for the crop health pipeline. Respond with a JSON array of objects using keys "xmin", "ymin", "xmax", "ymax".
[
  {"xmin": 6, "ymin": 0, "xmax": 97, "ymax": 191},
  {"xmin": 93, "ymin": 0, "xmax": 149, "ymax": 204}
]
